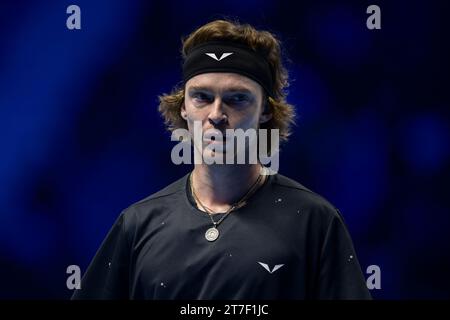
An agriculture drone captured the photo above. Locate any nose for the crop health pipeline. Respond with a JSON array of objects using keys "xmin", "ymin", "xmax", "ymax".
[{"xmin": 208, "ymin": 98, "xmax": 228, "ymax": 126}]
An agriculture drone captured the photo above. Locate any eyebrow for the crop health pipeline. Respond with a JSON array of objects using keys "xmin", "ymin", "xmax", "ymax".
[{"xmin": 187, "ymin": 85, "xmax": 254, "ymax": 94}]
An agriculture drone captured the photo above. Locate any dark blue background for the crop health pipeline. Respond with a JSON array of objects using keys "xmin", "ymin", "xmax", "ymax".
[{"xmin": 0, "ymin": 0, "xmax": 449, "ymax": 299}]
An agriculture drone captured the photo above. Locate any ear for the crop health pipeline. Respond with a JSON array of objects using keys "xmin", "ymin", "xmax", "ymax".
[
  {"xmin": 180, "ymin": 102, "xmax": 187, "ymax": 120},
  {"xmin": 259, "ymin": 112, "xmax": 273, "ymax": 124},
  {"xmin": 259, "ymin": 100, "xmax": 273, "ymax": 124}
]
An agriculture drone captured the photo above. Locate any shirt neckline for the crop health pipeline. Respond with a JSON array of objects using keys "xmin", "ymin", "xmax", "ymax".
[{"xmin": 184, "ymin": 168, "xmax": 274, "ymax": 219}]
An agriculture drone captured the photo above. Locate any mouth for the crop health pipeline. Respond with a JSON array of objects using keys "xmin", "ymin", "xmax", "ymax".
[
  {"xmin": 204, "ymin": 140, "xmax": 226, "ymax": 147},
  {"xmin": 205, "ymin": 136, "xmax": 226, "ymax": 144},
  {"xmin": 203, "ymin": 129, "xmax": 228, "ymax": 144}
]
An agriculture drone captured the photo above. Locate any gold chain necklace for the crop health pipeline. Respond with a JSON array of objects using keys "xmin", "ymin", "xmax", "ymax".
[{"xmin": 189, "ymin": 166, "xmax": 266, "ymax": 242}]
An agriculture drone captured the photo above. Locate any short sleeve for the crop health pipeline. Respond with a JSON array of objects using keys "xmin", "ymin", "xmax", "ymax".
[
  {"xmin": 71, "ymin": 212, "xmax": 130, "ymax": 299},
  {"xmin": 315, "ymin": 210, "xmax": 372, "ymax": 300}
]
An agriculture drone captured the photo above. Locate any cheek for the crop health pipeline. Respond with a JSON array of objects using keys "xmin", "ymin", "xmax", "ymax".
[
  {"xmin": 184, "ymin": 108, "xmax": 207, "ymax": 130},
  {"xmin": 185, "ymin": 112, "xmax": 207, "ymax": 125},
  {"xmin": 186, "ymin": 97, "xmax": 209, "ymax": 112},
  {"xmin": 234, "ymin": 110, "xmax": 261, "ymax": 129},
  {"xmin": 184, "ymin": 104, "xmax": 203, "ymax": 121}
]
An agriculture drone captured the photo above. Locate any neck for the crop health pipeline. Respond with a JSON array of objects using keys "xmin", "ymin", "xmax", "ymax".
[{"xmin": 191, "ymin": 163, "xmax": 264, "ymax": 213}]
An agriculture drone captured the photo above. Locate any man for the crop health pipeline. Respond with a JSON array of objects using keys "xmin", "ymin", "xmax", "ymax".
[{"xmin": 72, "ymin": 19, "xmax": 371, "ymax": 300}]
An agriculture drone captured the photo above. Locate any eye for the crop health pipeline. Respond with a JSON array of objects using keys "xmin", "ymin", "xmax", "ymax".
[
  {"xmin": 191, "ymin": 92, "xmax": 212, "ymax": 103},
  {"xmin": 226, "ymin": 94, "xmax": 250, "ymax": 104}
]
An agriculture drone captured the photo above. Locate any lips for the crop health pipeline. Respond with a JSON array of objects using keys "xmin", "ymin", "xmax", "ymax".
[
  {"xmin": 203, "ymin": 129, "xmax": 227, "ymax": 143},
  {"xmin": 207, "ymin": 136, "xmax": 226, "ymax": 142},
  {"xmin": 204, "ymin": 138, "xmax": 226, "ymax": 144}
]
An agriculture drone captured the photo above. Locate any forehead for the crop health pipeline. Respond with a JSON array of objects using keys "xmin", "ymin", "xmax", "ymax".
[{"xmin": 185, "ymin": 72, "xmax": 262, "ymax": 94}]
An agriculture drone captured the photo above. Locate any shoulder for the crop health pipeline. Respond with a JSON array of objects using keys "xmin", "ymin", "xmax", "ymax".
[
  {"xmin": 119, "ymin": 173, "xmax": 189, "ymax": 227},
  {"xmin": 271, "ymin": 173, "xmax": 344, "ymax": 224}
]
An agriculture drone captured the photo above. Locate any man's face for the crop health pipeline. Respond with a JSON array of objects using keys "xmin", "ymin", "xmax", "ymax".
[{"xmin": 181, "ymin": 72, "xmax": 271, "ymax": 162}]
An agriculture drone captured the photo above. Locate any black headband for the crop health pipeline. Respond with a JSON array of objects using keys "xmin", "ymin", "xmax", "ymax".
[{"xmin": 182, "ymin": 41, "xmax": 275, "ymax": 98}]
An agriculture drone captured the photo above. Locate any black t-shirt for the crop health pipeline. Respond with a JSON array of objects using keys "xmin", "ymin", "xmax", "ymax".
[{"xmin": 71, "ymin": 171, "xmax": 371, "ymax": 300}]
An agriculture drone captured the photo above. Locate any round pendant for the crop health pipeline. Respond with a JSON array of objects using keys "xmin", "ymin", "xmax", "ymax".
[{"xmin": 205, "ymin": 227, "xmax": 219, "ymax": 242}]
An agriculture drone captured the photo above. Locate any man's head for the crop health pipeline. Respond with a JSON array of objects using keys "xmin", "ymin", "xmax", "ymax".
[
  {"xmin": 182, "ymin": 72, "xmax": 270, "ymax": 159},
  {"xmin": 158, "ymin": 19, "xmax": 295, "ymax": 156}
]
